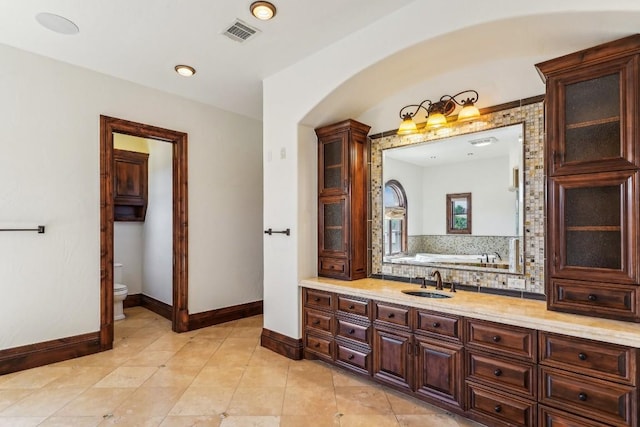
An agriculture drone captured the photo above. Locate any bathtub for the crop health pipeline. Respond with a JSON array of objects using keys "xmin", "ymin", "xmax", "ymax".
[{"xmin": 415, "ymin": 253, "xmax": 498, "ymax": 264}]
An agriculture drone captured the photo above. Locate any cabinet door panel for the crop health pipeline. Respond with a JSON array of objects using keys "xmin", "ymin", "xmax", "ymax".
[
  {"xmin": 372, "ymin": 326, "xmax": 412, "ymax": 391},
  {"xmin": 415, "ymin": 336, "xmax": 463, "ymax": 410},
  {"xmin": 318, "ymin": 196, "xmax": 348, "ymax": 257},
  {"xmin": 318, "ymin": 132, "xmax": 348, "ymax": 196}
]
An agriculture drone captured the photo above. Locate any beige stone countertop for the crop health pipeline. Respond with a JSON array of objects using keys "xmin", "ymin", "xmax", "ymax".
[{"xmin": 300, "ymin": 277, "xmax": 640, "ymax": 348}]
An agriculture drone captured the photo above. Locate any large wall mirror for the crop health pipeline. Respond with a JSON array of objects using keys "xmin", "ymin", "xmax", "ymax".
[
  {"xmin": 371, "ymin": 100, "xmax": 545, "ymax": 294},
  {"xmin": 382, "ymin": 123, "xmax": 524, "ymax": 274}
]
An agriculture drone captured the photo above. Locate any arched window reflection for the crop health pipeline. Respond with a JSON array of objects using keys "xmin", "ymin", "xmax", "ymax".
[{"xmin": 384, "ymin": 180, "xmax": 407, "ymax": 255}]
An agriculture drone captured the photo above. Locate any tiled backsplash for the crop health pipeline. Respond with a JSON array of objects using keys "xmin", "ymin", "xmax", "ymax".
[{"xmin": 369, "ymin": 100, "xmax": 545, "ymax": 294}]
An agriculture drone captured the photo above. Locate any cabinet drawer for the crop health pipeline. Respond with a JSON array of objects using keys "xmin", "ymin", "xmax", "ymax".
[
  {"xmin": 337, "ymin": 295, "xmax": 370, "ymax": 318},
  {"xmin": 539, "ymin": 366, "xmax": 636, "ymax": 426},
  {"xmin": 336, "ymin": 343, "xmax": 371, "ymax": 374},
  {"xmin": 467, "ymin": 351, "xmax": 537, "ymax": 399},
  {"xmin": 466, "ymin": 382, "xmax": 536, "ymax": 427},
  {"xmin": 415, "ymin": 310, "xmax": 461, "ymax": 340},
  {"xmin": 540, "ymin": 332, "xmax": 637, "ymax": 385},
  {"xmin": 303, "ymin": 288, "xmax": 333, "ymax": 310},
  {"xmin": 318, "ymin": 257, "xmax": 347, "ymax": 278},
  {"xmin": 304, "ymin": 332, "xmax": 333, "ymax": 360},
  {"xmin": 539, "ymin": 405, "xmax": 608, "ymax": 427},
  {"xmin": 336, "ymin": 317, "xmax": 370, "ymax": 345},
  {"xmin": 304, "ymin": 308, "xmax": 333, "ymax": 334},
  {"xmin": 549, "ymin": 279, "xmax": 638, "ymax": 321},
  {"xmin": 466, "ymin": 319, "xmax": 536, "ymax": 362},
  {"xmin": 374, "ymin": 302, "xmax": 410, "ymax": 328}
]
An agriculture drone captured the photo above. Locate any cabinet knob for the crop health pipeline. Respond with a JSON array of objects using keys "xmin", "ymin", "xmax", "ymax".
[
  {"xmin": 578, "ymin": 392, "xmax": 588, "ymax": 402},
  {"xmin": 348, "ymin": 329, "xmax": 355, "ymax": 335},
  {"xmin": 494, "ymin": 405, "xmax": 502, "ymax": 413},
  {"xmin": 348, "ymin": 354, "xmax": 355, "ymax": 360},
  {"xmin": 314, "ymin": 343, "xmax": 320, "ymax": 348},
  {"xmin": 578, "ymin": 352, "xmax": 587, "ymax": 361},
  {"xmin": 313, "ymin": 320, "xmax": 320, "ymax": 325},
  {"xmin": 493, "ymin": 369, "xmax": 502, "ymax": 377},
  {"xmin": 432, "ymin": 322, "xmax": 440, "ymax": 328},
  {"xmin": 348, "ymin": 305, "xmax": 355, "ymax": 309},
  {"xmin": 587, "ymin": 294, "xmax": 597, "ymax": 302},
  {"xmin": 388, "ymin": 313, "xmax": 395, "ymax": 319},
  {"xmin": 314, "ymin": 297, "xmax": 321, "ymax": 302},
  {"xmin": 492, "ymin": 335, "xmax": 501, "ymax": 343}
]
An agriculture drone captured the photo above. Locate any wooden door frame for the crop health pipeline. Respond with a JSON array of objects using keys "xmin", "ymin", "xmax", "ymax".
[{"xmin": 99, "ymin": 115, "xmax": 189, "ymax": 349}]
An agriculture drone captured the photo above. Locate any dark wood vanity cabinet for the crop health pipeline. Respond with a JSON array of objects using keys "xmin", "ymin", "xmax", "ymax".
[
  {"xmin": 537, "ymin": 35, "xmax": 640, "ymax": 322},
  {"xmin": 113, "ymin": 149, "xmax": 149, "ymax": 221},
  {"xmin": 315, "ymin": 119, "xmax": 370, "ymax": 280}
]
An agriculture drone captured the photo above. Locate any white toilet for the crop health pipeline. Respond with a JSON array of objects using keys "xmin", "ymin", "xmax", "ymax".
[{"xmin": 113, "ymin": 263, "xmax": 129, "ymax": 321}]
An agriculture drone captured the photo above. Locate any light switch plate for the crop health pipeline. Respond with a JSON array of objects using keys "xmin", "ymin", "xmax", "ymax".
[{"xmin": 508, "ymin": 277, "xmax": 526, "ymax": 290}]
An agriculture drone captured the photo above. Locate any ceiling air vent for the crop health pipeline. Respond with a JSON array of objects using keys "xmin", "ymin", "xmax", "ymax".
[{"xmin": 223, "ymin": 19, "xmax": 260, "ymax": 43}]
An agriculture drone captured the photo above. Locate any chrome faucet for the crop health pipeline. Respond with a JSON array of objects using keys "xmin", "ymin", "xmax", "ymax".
[
  {"xmin": 432, "ymin": 270, "xmax": 443, "ymax": 290},
  {"xmin": 480, "ymin": 252, "xmax": 489, "ymax": 263},
  {"xmin": 494, "ymin": 252, "xmax": 502, "ymax": 261}
]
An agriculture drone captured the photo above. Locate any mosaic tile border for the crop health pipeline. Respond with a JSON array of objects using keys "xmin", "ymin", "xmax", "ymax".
[{"xmin": 369, "ymin": 101, "xmax": 545, "ymax": 294}]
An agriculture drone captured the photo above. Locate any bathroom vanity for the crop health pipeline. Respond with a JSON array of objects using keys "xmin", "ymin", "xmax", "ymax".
[{"xmin": 301, "ymin": 277, "xmax": 640, "ymax": 427}]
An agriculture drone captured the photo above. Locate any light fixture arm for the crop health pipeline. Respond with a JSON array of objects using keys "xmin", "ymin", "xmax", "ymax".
[
  {"xmin": 398, "ymin": 100, "xmax": 433, "ymax": 120},
  {"xmin": 443, "ymin": 90, "xmax": 479, "ymax": 107}
]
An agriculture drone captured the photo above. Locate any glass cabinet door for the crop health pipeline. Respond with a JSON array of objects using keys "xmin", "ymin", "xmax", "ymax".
[
  {"xmin": 318, "ymin": 196, "xmax": 348, "ymax": 256},
  {"xmin": 548, "ymin": 171, "xmax": 637, "ymax": 284},
  {"xmin": 318, "ymin": 132, "xmax": 349, "ymax": 196},
  {"xmin": 548, "ymin": 58, "xmax": 638, "ymax": 175}
]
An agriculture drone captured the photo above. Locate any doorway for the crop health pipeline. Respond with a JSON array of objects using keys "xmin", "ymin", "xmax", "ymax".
[{"xmin": 99, "ymin": 116, "xmax": 188, "ymax": 349}]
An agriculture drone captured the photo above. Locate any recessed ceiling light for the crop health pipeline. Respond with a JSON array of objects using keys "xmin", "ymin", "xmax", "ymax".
[
  {"xmin": 174, "ymin": 65, "xmax": 196, "ymax": 77},
  {"xmin": 35, "ymin": 12, "xmax": 79, "ymax": 35},
  {"xmin": 250, "ymin": 1, "xmax": 277, "ymax": 20}
]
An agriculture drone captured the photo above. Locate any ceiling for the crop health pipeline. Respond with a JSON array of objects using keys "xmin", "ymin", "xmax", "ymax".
[{"xmin": 0, "ymin": 0, "xmax": 415, "ymax": 120}]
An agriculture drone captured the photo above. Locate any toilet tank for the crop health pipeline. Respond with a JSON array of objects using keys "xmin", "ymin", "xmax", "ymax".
[{"xmin": 114, "ymin": 263, "xmax": 123, "ymax": 284}]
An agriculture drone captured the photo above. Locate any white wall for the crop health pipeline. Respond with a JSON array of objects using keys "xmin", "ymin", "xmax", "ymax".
[
  {"xmin": 0, "ymin": 43, "xmax": 262, "ymax": 350},
  {"xmin": 114, "ymin": 223, "xmax": 143, "ymax": 294},
  {"xmin": 142, "ymin": 140, "xmax": 173, "ymax": 304}
]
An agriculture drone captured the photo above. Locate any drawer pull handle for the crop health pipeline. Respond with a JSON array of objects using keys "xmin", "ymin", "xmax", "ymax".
[
  {"xmin": 314, "ymin": 343, "xmax": 320, "ymax": 348},
  {"xmin": 578, "ymin": 392, "xmax": 588, "ymax": 402},
  {"xmin": 349, "ymin": 305, "xmax": 355, "ymax": 309},
  {"xmin": 578, "ymin": 352, "xmax": 587, "ymax": 361},
  {"xmin": 432, "ymin": 322, "xmax": 440, "ymax": 328},
  {"xmin": 493, "ymin": 369, "xmax": 502, "ymax": 377},
  {"xmin": 348, "ymin": 354, "xmax": 355, "ymax": 360},
  {"xmin": 494, "ymin": 405, "xmax": 502, "ymax": 413},
  {"xmin": 314, "ymin": 297, "xmax": 321, "ymax": 302},
  {"xmin": 348, "ymin": 329, "xmax": 355, "ymax": 334},
  {"xmin": 313, "ymin": 320, "xmax": 320, "ymax": 325},
  {"xmin": 492, "ymin": 335, "xmax": 501, "ymax": 343},
  {"xmin": 388, "ymin": 313, "xmax": 395, "ymax": 319},
  {"xmin": 587, "ymin": 294, "xmax": 597, "ymax": 302}
]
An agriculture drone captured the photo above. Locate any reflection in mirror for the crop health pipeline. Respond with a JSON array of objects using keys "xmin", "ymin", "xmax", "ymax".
[{"xmin": 382, "ymin": 123, "xmax": 524, "ymax": 273}]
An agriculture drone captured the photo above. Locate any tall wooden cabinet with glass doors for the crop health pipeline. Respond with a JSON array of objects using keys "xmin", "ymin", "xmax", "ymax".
[
  {"xmin": 537, "ymin": 34, "xmax": 640, "ymax": 321},
  {"xmin": 315, "ymin": 119, "xmax": 371, "ymax": 280}
]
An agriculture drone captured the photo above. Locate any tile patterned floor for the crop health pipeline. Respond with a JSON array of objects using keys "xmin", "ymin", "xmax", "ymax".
[{"xmin": 0, "ymin": 307, "xmax": 485, "ymax": 426}]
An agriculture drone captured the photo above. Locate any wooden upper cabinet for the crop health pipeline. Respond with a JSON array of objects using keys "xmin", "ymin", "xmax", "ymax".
[
  {"xmin": 315, "ymin": 119, "xmax": 370, "ymax": 280},
  {"xmin": 113, "ymin": 149, "xmax": 149, "ymax": 221},
  {"xmin": 537, "ymin": 35, "xmax": 640, "ymax": 176}
]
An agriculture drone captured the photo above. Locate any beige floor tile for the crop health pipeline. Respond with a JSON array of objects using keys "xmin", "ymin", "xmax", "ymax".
[
  {"xmin": 168, "ymin": 387, "xmax": 235, "ymax": 416},
  {"xmin": 226, "ymin": 387, "xmax": 284, "ymax": 416},
  {"xmin": 238, "ymin": 366, "xmax": 287, "ymax": 388},
  {"xmin": 247, "ymin": 347, "xmax": 290, "ymax": 369},
  {"xmin": 206, "ymin": 352, "xmax": 252, "ymax": 368},
  {"xmin": 0, "ymin": 389, "xmax": 33, "ymax": 412},
  {"xmin": 44, "ymin": 367, "xmax": 115, "ymax": 389},
  {"xmin": 281, "ymin": 386, "xmax": 337, "ymax": 416},
  {"xmin": 339, "ymin": 414, "xmax": 400, "ymax": 426},
  {"xmin": 279, "ymin": 414, "xmax": 340, "ymax": 427},
  {"xmin": 94, "ymin": 367, "xmax": 158, "ymax": 388},
  {"xmin": 219, "ymin": 416, "xmax": 279, "ymax": 427},
  {"xmin": 397, "ymin": 413, "xmax": 482, "ymax": 427},
  {"xmin": 0, "ymin": 366, "xmax": 72, "ymax": 389},
  {"xmin": 122, "ymin": 350, "xmax": 178, "ymax": 367},
  {"xmin": 54, "ymin": 387, "xmax": 135, "ymax": 416},
  {"xmin": 0, "ymin": 387, "xmax": 84, "ymax": 416},
  {"xmin": 145, "ymin": 335, "xmax": 192, "ymax": 352},
  {"xmin": 233, "ymin": 316, "xmax": 263, "ymax": 328},
  {"xmin": 159, "ymin": 415, "xmax": 222, "ymax": 426},
  {"xmin": 0, "ymin": 417, "xmax": 46, "ymax": 426},
  {"xmin": 37, "ymin": 416, "xmax": 103, "ymax": 426},
  {"xmin": 331, "ymin": 370, "xmax": 373, "ymax": 387},
  {"xmin": 190, "ymin": 366, "xmax": 246, "ymax": 388},
  {"xmin": 334, "ymin": 386, "xmax": 393, "ymax": 415},
  {"xmin": 191, "ymin": 327, "xmax": 234, "ymax": 340},
  {"xmin": 384, "ymin": 389, "xmax": 441, "ymax": 415},
  {"xmin": 112, "ymin": 386, "xmax": 185, "ymax": 418},
  {"xmin": 142, "ymin": 365, "xmax": 201, "ymax": 388},
  {"xmin": 98, "ymin": 414, "xmax": 164, "ymax": 426},
  {"xmin": 229, "ymin": 328, "xmax": 262, "ymax": 339},
  {"xmin": 286, "ymin": 360, "xmax": 334, "ymax": 388}
]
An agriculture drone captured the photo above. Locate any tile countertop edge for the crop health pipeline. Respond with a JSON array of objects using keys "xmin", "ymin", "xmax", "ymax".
[{"xmin": 299, "ymin": 277, "xmax": 640, "ymax": 348}]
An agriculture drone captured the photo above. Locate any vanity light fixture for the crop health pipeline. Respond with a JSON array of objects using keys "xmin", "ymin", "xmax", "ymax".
[
  {"xmin": 469, "ymin": 136, "xmax": 498, "ymax": 147},
  {"xmin": 250, "ymin": 1, "xmax": 277, "ymax": 20},
  {"xmin": 174, "ymin": 65, "xmax": 196, "ymax": 77},
  {"xmin": 397, "ymin": 90, "xmax": 480, "ymax": 135}
]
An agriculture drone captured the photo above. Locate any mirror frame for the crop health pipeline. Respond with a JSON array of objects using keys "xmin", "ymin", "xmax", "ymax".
[{"xmin": 370, "ymin": 98, "xmax": 546, "ymax": 294}]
